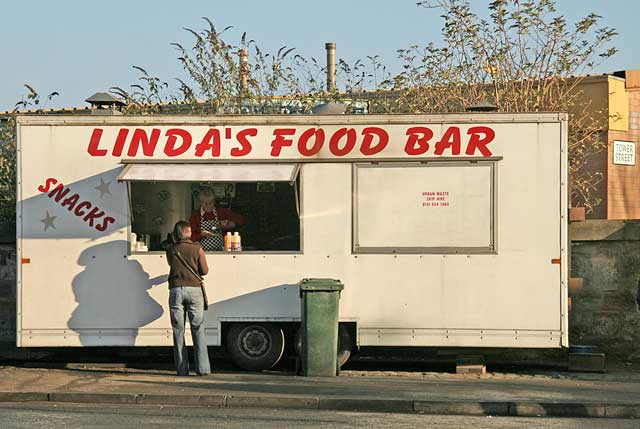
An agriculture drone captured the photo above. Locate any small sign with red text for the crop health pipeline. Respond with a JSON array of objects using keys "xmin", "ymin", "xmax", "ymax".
[{"xmin": 422, "ymin": 191, "xmax": 450, "ymax": 207}]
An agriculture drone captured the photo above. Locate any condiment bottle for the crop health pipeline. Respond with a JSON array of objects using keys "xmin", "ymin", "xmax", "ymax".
[
  {"xmin": 130, "ymin": 232, "xmax": 137, "ymax": 252},
  {"xmin": 231, "ymin": 232, "xmax": 242, "ymax": 252},
  {"xmin": 224, "ymin": 232, "xmax": 232, "ymax": 252}
]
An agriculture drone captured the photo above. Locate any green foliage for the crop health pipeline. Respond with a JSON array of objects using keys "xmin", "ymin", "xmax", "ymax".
[
  {"xmin": 0, "ymin": 86, "xmax": 59, "ymax": 240},
  {"xmin": 110, "ymin": 18, "xmax": 389, "ymax": 114},
  {"xmin": 14, "ymin": 84, "xmax": 60, "ymax": 110},
  {"xmin": 395, "ymin": 0, "xmax": 618, "ymax": 211},
  {"xmin": 398, "ymin": 0, "xmax": 617, "ymax": 112},
  {"xmin": 0, "ymin": 115, "xmax": 16, "ymax": 239}
]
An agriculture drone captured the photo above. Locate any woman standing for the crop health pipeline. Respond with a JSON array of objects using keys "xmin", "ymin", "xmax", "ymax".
[
  {"xmin": 188, "ymin": 187, "xmax": 245, "ymax": 251},
  {"xmin": 166, "ymin": 221, "xmax": 210, "ymax": 376}
]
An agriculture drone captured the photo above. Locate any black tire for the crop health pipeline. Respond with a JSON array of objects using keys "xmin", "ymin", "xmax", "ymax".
[
  {"xmin": 336, "ymin": 325, "xmax": 353, "ymax": 368},
  {"xmin": 226, "ymin": 323, "xmax": 285, "ymax": 371},
  {"xmin": 294, "ymin": 324, "xmax": 353, "ymax": 368}
]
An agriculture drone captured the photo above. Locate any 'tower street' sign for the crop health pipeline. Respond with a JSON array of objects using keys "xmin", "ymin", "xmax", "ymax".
[{"xmin": 613, "ymin": 140, "xmax": 636, "ymax": 166}]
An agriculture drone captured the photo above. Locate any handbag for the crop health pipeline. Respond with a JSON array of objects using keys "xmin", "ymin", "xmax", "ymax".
[{"xmin": 173, "ymin": 248, "xmax": 209, "ymax": 310}]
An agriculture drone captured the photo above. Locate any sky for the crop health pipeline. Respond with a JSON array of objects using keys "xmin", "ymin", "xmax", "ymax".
[{"xmin": 1, "ymin": 0, "xmax": 638, "ymax": 111}]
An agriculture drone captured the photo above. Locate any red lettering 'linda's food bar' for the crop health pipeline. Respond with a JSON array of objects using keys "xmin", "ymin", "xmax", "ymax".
[{"xmin": 87, "ymin": 125, "xmax": 495, "ymax": 158}]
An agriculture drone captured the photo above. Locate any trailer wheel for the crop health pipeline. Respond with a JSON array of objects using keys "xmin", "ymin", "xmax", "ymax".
[
  {"xmin": 226, "ymin": 323, "xmax": 285, "ymax": 371},
  {"xmin": 336, "ymin": 325, "xmax": 353, "ymax": 367},
  {"xmin": 295, "ymin": 324, "xmax": 353, "ymax": 368}
]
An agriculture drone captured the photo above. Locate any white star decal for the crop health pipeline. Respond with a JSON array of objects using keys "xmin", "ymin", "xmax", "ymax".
[
  {"xmin": 40, "ymin": 211, "xmax": 57, "ymax": 231},
  {"xmin": 95, "ymin": 178, "xmax": 112, "ymax": 199}
]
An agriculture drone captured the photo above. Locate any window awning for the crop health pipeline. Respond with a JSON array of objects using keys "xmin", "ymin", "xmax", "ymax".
[{"xmin": 117, "ymin": 163, "xmax": 300, "ymax": 183}]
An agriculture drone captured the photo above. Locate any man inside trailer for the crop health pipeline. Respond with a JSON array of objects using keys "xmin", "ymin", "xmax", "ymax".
[{"xmin": 188, "ymin": 187, "xmax": 245, "ymax": 251}]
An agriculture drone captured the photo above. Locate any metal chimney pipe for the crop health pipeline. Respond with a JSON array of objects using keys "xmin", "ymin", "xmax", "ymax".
[
  {"xmin": 239, "ymin": 48, "xmax": 249, "ymax": 93},
  {"xmin": 325, "ymin": 42, "xmax": 336, "ymax": 92}
]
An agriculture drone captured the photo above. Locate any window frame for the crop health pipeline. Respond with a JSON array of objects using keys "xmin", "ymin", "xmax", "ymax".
[
  {"xmin": 351, "ymin": 160, "xmax": 500, "ymax": 255},
  {"xmin": 123, "ymin": 163, "xmax": 303, "ymax": 255}
]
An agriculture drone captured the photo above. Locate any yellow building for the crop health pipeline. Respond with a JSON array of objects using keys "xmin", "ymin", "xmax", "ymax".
[{"xmin": 572, "ymin": 70, "xmax": 640, "ymax": 219}]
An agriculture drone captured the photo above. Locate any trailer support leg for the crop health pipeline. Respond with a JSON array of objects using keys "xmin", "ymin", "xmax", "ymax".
[{"xmin": 455, "ymin": 355, "xmax": 486, "ymax": 374}]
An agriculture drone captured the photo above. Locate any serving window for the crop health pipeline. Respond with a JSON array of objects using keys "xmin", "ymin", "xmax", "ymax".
[
  {"xmin": 119, "ymin": 163, "xmax": 301, "ymax": 253},
  {"xmin": 353, "ymin": 161, "xmax": 497, "ymax": 254}
]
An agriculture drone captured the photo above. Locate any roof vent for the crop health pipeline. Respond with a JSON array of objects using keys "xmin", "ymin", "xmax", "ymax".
[
  {"xmin": 85, "ymin": 92, "xmax": 125, "ymax": 115},
  {"xmin": 466, "ymin": 101, "xmax": 498, "ymax": 112},
  {"xmin": 311, "ymin": 102, "xmax": 346, "ymax": 115}
]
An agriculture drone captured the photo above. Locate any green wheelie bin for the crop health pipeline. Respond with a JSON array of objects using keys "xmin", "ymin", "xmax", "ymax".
[{"xmin": 299, "ymin": 278, "xmax": 344, "ymax": 376}]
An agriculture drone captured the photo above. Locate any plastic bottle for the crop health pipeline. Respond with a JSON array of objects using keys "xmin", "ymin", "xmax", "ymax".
[
  {"xmin": 130, "ymin": 232, "xmax": 137, "ymax": 252},
  {"xmin": 231, "ymin": 232, "xmax": 242, "ymax": 252},
  {"xmin": 224, "ymin": 232, "xmax": 232, "ymax": 252}
]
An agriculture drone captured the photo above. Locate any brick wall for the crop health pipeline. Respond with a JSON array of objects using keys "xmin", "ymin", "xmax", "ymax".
[{"xmin": 607, "ymin": 89, "xmax": 640, "ymax": 219}]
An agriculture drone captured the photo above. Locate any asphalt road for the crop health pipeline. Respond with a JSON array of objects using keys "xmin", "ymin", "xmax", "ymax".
[{"xmin": 0, "ymin": 403, "xmax": 637, "ymax": 429}]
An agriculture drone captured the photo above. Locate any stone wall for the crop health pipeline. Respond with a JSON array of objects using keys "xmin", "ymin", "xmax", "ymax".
[
  {"xmin": 0, "ymin": 244, "xmax": 16, "ymax": 342},
  {"xmin": 570, "ymin": 220, "xmax": 640, "ymax": 362}
]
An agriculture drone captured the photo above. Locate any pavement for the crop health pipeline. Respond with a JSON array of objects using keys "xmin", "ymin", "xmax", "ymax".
[
  {"xmin": 1, "ymin": 365, "xmax": 640, "ymax": 419},
  {"xmin": 3, "ymin": 403, "xmax": 639, "ymax": 429}
]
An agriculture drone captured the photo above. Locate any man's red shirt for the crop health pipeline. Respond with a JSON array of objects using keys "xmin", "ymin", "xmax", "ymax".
[{"xmin": 189, "ymin": 208, "xmax": 245, "ymax": 242}]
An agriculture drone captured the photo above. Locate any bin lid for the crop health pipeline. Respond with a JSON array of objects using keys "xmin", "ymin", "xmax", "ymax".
[{"xmin": 299, "ymin": 278, "xmax": 344, "ymax": 292}]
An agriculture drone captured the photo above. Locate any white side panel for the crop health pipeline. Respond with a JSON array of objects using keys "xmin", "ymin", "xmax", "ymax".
[
  {"xmin": 15, "ymin": 122, "xmax": 22, "ymax": 347},
  {"xmin": 16, "ymin": 116, "xmax": 566, "ymax": 348},
  {"xmin": 559, "ymin": 119, "xmax": 569, "ymax": 347}
]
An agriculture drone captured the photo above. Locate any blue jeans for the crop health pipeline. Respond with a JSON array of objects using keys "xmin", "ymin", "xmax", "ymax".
[{"xmin": 169, "ymin": 287, "xmax": 211, "ymax": 376}]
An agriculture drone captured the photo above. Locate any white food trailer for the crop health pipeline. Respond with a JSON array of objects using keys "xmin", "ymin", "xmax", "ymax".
[{"xmin": 16, "ymin": 113, "xmax": 568, "ymax": 370}]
